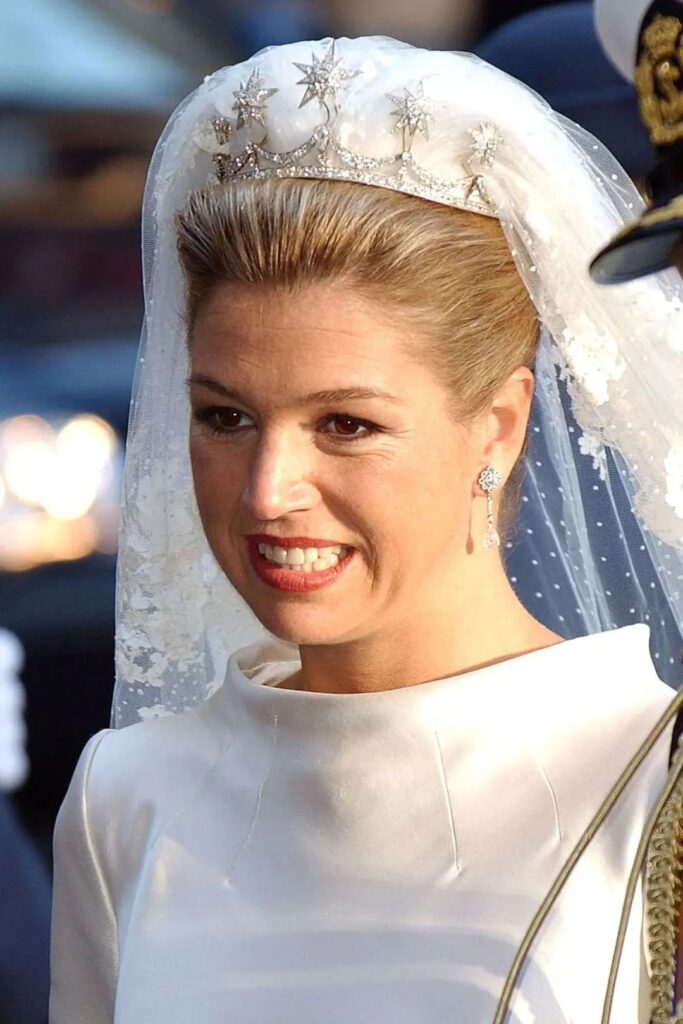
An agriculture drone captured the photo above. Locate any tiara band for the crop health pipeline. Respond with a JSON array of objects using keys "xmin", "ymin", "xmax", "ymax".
[{"xmin": 195, "ymin": 42, "xmax": 503, "ymax": 218}]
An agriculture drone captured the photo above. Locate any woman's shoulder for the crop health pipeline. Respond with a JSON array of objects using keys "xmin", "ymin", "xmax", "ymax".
[
  {"xmin": 544, "ymin": 625, "xmax": 678, "ymax": 725},
  {"xmin": 86, "ymin": 692, "xmax": 224, "ymax": 778},
  {"xmin": 535, "ymin": 631, "xmax": 680, "ymax": 832},
  {"xmin": 57, "ymin": 689, "xmax": 230, "ymax": 871}
]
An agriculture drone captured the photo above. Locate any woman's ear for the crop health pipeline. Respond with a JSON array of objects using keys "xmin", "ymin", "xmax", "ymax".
[{"xmin": 478, "ymin": 367, "xmax": 535, "ymax": 473}]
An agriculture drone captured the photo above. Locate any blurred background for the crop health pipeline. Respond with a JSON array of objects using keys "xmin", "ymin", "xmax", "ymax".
[{"xmin": 0, "ymin": 2, "xmax": 657, "ymax": 1020}]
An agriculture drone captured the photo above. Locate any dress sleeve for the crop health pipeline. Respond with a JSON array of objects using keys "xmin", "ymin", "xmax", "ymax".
[{"xmin": 49, "ymin": 729, "xmax": 119, "ymax": 1024}]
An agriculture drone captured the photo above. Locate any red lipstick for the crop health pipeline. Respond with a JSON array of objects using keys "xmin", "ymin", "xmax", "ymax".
[{"xmin": 246, "ymin": 538, "xmax": 355, "ymax": 593}]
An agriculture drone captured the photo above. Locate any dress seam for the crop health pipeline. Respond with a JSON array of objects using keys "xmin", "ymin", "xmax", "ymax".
[
  {"xmin": 225, "ymin": 714, "xmax": 279, "ymax": 884},
  {"xmin": 432, "ymin": 726, "xmax": 461, "ymax": 876},
  {"xmin": 148, "ymin": 724, "xmax": 238, "ymax": 855},
  {"xmin": 530, "ymin": 750, "xmax": 564, "ymax": 844}
]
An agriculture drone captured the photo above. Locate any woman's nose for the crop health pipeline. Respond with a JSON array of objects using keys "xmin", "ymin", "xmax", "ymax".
[{"xmin": 240, "ymin": 431, "xmax": 320, "ymax": 519}]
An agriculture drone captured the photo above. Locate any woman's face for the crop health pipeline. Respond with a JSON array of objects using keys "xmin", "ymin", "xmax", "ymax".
[{"xmin": 188, "ymin": 281, "xmax": 499, "ymax": 644}]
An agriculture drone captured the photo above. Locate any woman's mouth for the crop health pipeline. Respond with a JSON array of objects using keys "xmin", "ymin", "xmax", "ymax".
[
  {"xmin": 247, "ymin": 539, "xmax": 356, "ymax": 592},
  {"xmin": 257, "ymin": 542, "xmax": 352, "ymax": 572}
]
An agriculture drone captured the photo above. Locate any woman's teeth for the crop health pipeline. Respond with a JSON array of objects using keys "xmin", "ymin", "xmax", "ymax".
[{"xmin": 257, "ymin": 543, "xmax": 351, "ymax": 572}]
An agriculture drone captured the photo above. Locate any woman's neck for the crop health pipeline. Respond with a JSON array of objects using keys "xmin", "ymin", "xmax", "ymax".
[{"xmin": 276, "ymin": 563, "xmax": 565, "ymax": 694}]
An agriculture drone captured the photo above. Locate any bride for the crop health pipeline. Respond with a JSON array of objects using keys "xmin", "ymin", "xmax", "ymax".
[{"xmin": 49, "ymin": 36, "xmax": 683, "ymax": 1023}]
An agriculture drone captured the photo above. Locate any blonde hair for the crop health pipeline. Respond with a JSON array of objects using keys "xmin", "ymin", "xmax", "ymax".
[{"xmin": 176, "ymin": 178, "xmax": 539, "ymax": 546}]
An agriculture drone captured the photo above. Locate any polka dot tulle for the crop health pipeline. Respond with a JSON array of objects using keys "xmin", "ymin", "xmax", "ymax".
[{"xmin": 506, "ymin": 352, "xmax": 683, "ymax": 689}]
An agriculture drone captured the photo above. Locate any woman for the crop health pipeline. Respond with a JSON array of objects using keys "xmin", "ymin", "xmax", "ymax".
[{"xmin": 49, "ymin": 37, "xmax": 683, "ymax": 1023}]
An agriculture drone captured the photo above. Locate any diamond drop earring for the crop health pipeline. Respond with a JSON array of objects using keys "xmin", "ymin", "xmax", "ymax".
[{"xmin": 478, "ymin": 465, "xmax": 502, "ymax": 549}]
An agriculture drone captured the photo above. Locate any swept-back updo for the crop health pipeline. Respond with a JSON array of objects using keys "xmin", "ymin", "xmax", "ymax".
[{"xmin": 175, "ymin": 178, "xmax": 540, "ymax": 547}]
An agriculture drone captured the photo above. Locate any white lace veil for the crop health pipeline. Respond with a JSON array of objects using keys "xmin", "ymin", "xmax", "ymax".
[{"xmin": 112, "ymin": 36, "xmax": 683, "ymax": 728}]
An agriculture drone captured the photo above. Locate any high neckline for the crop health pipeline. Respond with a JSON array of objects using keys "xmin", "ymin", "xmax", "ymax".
[
  {"xmin": 217, "ymin": 623, "xmax": 660, "ymax": 738},
  {"xmin": 199, "ymin": 621, "xmax": 670, "ymax": 893},
  {"xmin": 230, "ymin": 623, "xmax": 653, "ymax": 698}
]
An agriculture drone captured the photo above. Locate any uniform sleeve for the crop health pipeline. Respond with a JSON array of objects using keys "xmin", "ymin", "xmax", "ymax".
[{"xmin": 49, "ymin": 729, "xmax": 119, "ymax": 1024}]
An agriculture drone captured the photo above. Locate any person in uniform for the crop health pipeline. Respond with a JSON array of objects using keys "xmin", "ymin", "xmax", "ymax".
[
  {"xmin": 591, "ymin": 0, "xmax": 683, "ymax": 281},
  {"xmin": 475, "ymin": 1, "xmax": 657, "ymax": 187}
]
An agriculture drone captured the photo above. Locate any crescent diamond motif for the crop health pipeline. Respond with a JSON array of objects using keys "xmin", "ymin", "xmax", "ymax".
[{"xmin": 212, "ymin": 117, "xmax": 233, "ymax": 146}]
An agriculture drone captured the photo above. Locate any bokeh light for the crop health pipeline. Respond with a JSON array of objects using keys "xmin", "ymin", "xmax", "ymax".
[{"xmin": 0, "ymin": 413, "xmax": 123, "ymax": 571}]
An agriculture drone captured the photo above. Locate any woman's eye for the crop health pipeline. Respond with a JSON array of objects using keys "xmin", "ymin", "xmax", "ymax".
[
  {"xmin": 324, "ymin": 414, "xmax": 379, "ymax": 441},
  {"xmin": 194, "ymin": 407, "xmax": 245, "ymax": 435},
  {"xmin": 193, "ymin": 407, "xmax": 380, "ymax": 443}
]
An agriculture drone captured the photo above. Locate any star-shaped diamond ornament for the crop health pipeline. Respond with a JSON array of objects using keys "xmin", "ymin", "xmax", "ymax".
[
  {"xmin": 468, "ymin": 122, "xmax": 502, "ymax": 167},
  {"xmin": 231, "ymin": 69, "xmax": 278, "ymax": 130},
  {"xmin": 293, "ymin": 41, "xmax": 361, "ymax": 109},
  {"xmin": 387, "ymin": 82, "xmax": 434, "ymax": 142}
]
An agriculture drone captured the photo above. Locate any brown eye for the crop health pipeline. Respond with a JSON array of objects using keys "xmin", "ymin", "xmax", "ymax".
[
  {"xmin": 212, "ymin": 409, "xmax": 243, "ymax": 429},
  {"xmin": 327, "ymin": 415, "xmax": 366, "ymax": 436},
  {"xmin": 193, "ymin": 407, "xmax": 247, "ymax": 436},
  {"xmin": 193, "ymin": 407, "xmax": 381, "ymax": 444},
  {"xmin": 325, "ymin": 413, "xmax": 382, "ymax": 442}
]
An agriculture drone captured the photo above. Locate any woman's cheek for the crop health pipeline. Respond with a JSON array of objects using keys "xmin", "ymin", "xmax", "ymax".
[{"xmin": 190, "ymin": 446, "xmax": 225, "ymax": 531}]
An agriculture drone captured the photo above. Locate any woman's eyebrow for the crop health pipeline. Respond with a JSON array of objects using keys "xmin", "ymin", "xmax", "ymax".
[{"xmin": 186, "ymin": 374, "xmax": 405, "ymax": 405}]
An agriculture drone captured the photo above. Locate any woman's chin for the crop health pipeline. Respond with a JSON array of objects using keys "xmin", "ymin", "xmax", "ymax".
[
  {"xmin": 255, "ymin": 612, "xmax": 348, "ymax": 645},
  {"xmin": 217, "ymin": 547, "xmax": 364, "ymax": 640},
  {"xmin": 249, "ymin": 601, "xmax": 362, "ymax": 647}
]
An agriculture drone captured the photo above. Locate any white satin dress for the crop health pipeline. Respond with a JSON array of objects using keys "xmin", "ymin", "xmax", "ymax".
[{"xmin": 49, "ymin": 623, "xmax": 677, "ymax": 1024}]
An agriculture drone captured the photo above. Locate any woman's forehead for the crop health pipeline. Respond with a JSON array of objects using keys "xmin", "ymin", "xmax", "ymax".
[
  {"xmin": 186, "ymin": 284, "xmax": 448, "ymax": 414},
  {"xmin": 191, "ymin": 281, "xmax": 412, "ymax": 352}
]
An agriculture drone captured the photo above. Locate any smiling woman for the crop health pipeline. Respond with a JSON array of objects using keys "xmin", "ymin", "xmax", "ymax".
[
  {"xmin": 48, "ymin": 34, "xmax": 683, "ymax": 1024},
  {"xmin": 177, "ymin": 177, "xmax": 538, "ymax": 552},
  {"xmin": 177, "ymin": 194, "xmax": 556, "ymax": 694},
  {"xmin": 182, "ymin": 273, "xmax": 552, "ymax": 656}
]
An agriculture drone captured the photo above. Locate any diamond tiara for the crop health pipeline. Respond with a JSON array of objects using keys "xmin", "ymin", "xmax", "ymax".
[{"xmin": 195, "ymin": 41, "xmax": 503, "ymax": 218}]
